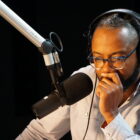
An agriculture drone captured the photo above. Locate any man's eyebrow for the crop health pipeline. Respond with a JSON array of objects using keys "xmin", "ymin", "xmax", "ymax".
[
  {"xmin": 93, "ymin": 51, "xmax": 127, "ymax": 55},
  {"xmin": 92, "ymin": 51, "xmax": 102, "ymax": 55},
  {"xmin": 111, "ymin": 51, "xmax": 127, "ymax": 55}
]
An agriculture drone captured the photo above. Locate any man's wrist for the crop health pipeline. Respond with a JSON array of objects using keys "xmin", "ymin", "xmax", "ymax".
[{"xmin": 102, "ymin": 110, "xmax": 119, "ymax": 124}]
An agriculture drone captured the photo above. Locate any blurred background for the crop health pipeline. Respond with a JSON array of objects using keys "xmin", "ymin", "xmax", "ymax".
[{"xmin": 0, "ymin": 0, "xmax": 139, "ymax": 139}]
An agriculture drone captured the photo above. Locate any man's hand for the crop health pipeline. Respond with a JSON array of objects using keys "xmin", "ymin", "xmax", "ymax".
[{"xmin": 96, "ymin": 73, "xmax": 123, "ymax": 124}]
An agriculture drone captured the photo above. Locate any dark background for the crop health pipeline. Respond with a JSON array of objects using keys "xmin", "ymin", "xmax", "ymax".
[{"xmin": 0, "ymin": 0, "xmax": 139, "ymax": 139}]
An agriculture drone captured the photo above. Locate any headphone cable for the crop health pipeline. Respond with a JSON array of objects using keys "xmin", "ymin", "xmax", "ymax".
[{"xmin": 82, "ymin": 74, "xmax": 97, "ymax": 140}]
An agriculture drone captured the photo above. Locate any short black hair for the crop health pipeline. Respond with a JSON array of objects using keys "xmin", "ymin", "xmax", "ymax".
[
  {"xmin": 97, "ymin": 13, "xmax": 130, "ymax": 27},
  {"xmin": 96, "ymin": 13, "xmax": 140, "ymax": 32},
  {"xmin": 95, "ymin": 13, "xmax": 139, "ymax": 45}
]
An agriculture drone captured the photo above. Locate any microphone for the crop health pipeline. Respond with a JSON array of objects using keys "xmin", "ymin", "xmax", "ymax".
[
  {"xmin": 32, "ymin": 72, "xmax": 93, "ymax": 119},
  {"xmin": 0, "ymin": 1, "xmax": 64, "ymax": 84}
]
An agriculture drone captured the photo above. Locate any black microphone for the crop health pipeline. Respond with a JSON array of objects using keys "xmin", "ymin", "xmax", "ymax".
[{"xmin": 32, "ymin": 72, "xmax": 93, "ymax": 119}]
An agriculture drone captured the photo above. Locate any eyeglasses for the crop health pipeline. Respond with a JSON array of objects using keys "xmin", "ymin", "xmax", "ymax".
[{"xmin": 87, "ymin": 47, "xmax": 137, "ymax": 70}]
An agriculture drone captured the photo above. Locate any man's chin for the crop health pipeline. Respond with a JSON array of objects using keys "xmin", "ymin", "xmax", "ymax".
[{"xmin": 118, "ymin": 66, "xmax": 140, "ymax": 91}]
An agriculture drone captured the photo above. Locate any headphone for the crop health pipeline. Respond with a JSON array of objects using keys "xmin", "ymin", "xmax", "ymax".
[{"xmin": 86, "ymin": 8, "xmax": 140, "ymax": 62}]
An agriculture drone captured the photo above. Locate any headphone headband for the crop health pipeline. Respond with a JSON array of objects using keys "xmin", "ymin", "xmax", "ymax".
[{"xmin": 89, "ymin": 9, "xmax": 140, "ymax": 30}]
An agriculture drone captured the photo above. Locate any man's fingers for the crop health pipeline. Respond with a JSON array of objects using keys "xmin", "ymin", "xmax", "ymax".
[
  {"xmin": 96, "ymin": 85, "xmax": 107, "ymax": 97},
  {"xmin": 98, "ymin": 80, "xmax": 112, "ymax": 89},
  {"xmin": 101, "ymin": 78, "xmax": 115, "ymax": 86},
  {"xmin": 96, "ymin": 91, "xmax": 100, "ymax": 97},
  {"xmin": 101, "ymin": 73, "xmax": 122, "ymax": 85}
]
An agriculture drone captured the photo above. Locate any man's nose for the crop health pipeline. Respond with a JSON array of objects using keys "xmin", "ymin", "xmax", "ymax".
[{"xmin": 101, "ymin": 60, "xmax": 114, "ymax": 73}]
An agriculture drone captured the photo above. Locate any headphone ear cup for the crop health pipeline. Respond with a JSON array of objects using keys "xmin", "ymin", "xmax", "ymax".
[
  {"xmin": 135, "ymin": 39, "xmax": 140, "ymax": 63},
  {"xmin": 137, "ymin": 44, "xmax": 140, "ymax": 62},
  {"xmin": 86, "ymin": 30, "xmax": 92, "ymax": 58}
]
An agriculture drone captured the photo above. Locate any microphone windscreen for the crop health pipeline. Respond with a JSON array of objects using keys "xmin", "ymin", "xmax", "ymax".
[
  {"xmin": 32, "ymin": 72, "xmax": 93, "ymax": 119},
  {"xmin": 62, "ymin": 72, "xmax": 93, "ymax": 105}
]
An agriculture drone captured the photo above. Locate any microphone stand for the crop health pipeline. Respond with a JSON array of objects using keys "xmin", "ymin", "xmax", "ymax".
[{"xmin": 0, "ymin": 0, "xmax": 66, "ymax": 105}]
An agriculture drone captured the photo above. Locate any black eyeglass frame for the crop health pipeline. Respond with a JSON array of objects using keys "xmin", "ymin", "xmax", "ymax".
[{"xmin": 87, "ymin": 47, "xmax": 137, "ymax": 70}]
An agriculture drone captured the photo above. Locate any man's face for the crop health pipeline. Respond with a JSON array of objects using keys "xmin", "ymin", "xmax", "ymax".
[{"xmin": 91, "ymin": 26, "xmax": 138, "ymax": 87}]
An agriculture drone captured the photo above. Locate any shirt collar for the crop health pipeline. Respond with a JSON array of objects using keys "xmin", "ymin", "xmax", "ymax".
[
  {"xmin": 127, "ymin": 81, "xmax": 140, "ymax": 101},
  {"xmin": 133, "ymin": 81, "xmax": 140, "ymax": 97}
]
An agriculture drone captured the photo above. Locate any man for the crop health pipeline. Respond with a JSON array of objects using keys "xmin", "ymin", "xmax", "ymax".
[{"xmin": 16, "ymin": 10, "xmax": 140, "ymax": 140}]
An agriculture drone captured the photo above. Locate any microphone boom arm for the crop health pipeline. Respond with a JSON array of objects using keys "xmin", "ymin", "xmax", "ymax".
[
  {"xmin": 0, "ymin": 0, "xmax": 54, "ymax": 64},
  {"xmin": 0, "ymin": 0, "xmax": 64, "ymax": 86}
]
